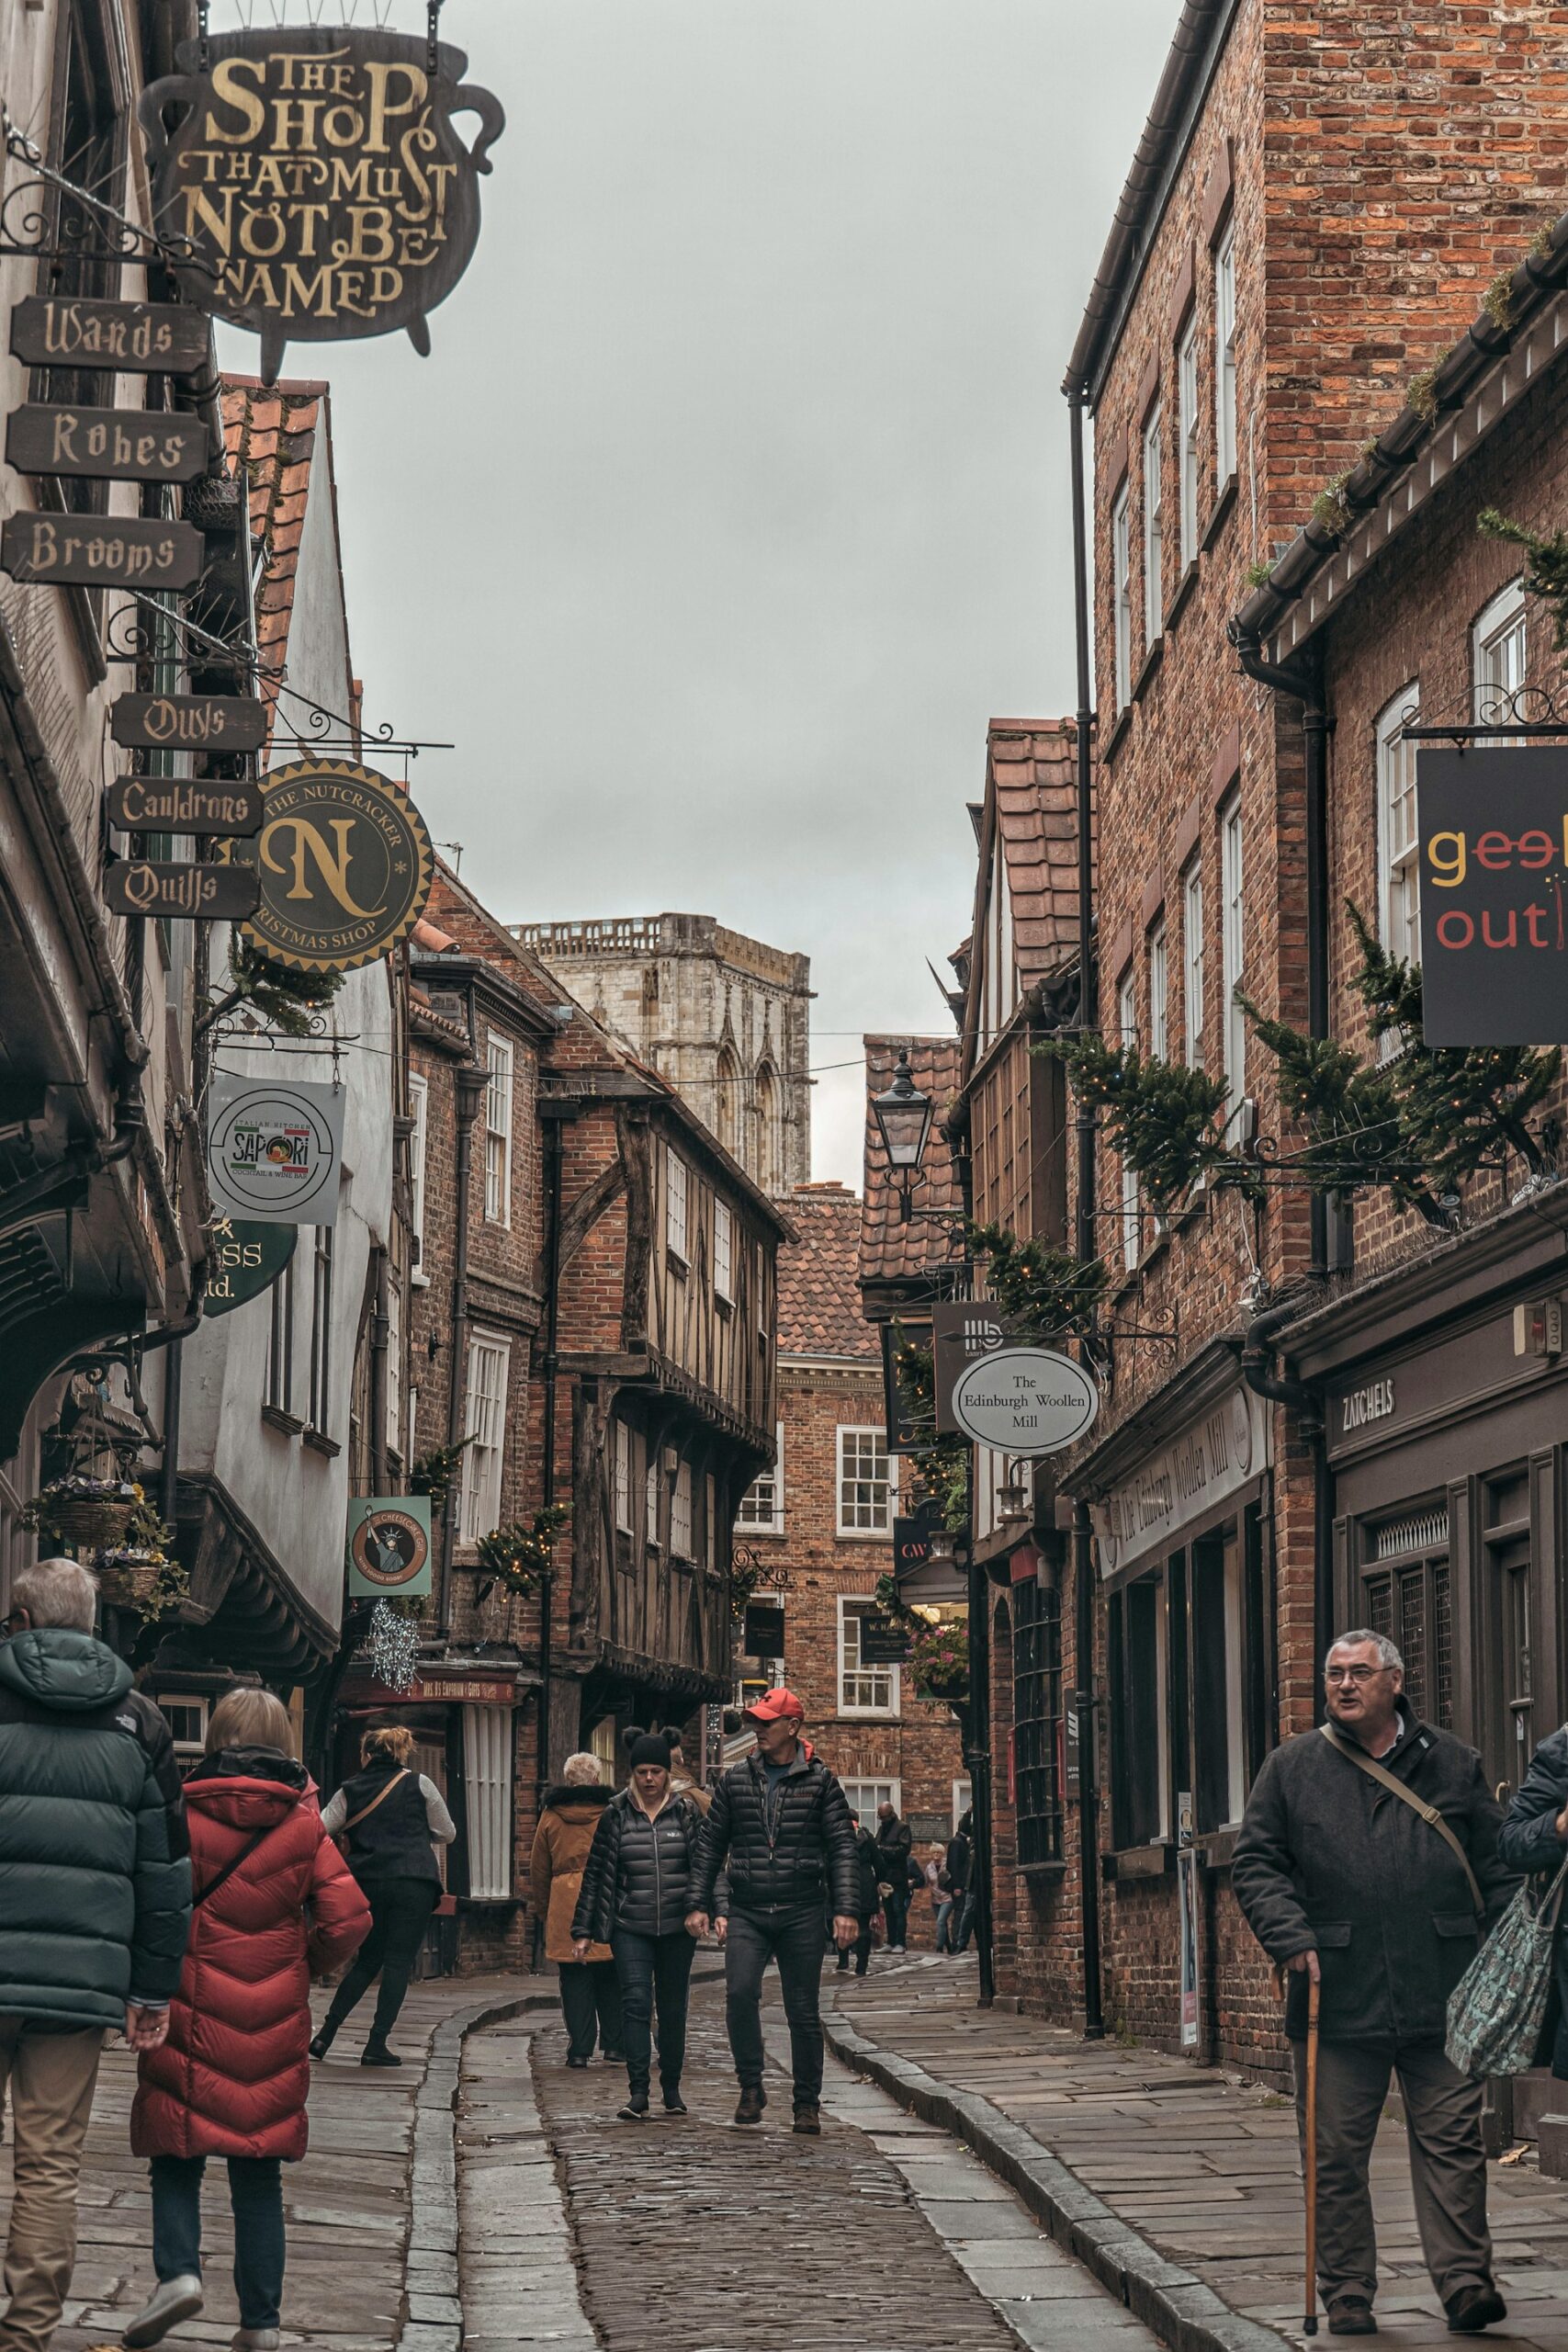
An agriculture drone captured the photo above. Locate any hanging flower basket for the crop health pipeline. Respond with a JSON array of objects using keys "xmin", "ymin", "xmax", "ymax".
[
  {"xmin": 96, "ymin": 1555, "xmax": 166, "ymax": 1612},
  {"xmin": 910, "ymin": 1619, "xmax": 970, "ymax": 1704},
  {"xmin": 26, "ymin": 1476, "xmax": 141, "ymax": 1553}
]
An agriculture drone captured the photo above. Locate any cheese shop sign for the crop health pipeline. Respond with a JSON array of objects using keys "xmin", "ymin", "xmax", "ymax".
[{"xmin": 140, "ymin": 28, "xmax": 505, "ymax": 381}]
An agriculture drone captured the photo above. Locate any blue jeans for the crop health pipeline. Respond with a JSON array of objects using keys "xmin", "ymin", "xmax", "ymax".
[
  {"xmin": 151, "ymin": 2154, "xmax": 285, "ymax": 2331},
  {"xmin": 935, "ymin": 1898, "xmax": 958, "ymax": 1951},
  {"xmin": 611, "ymin": 1928, "xmax": 694, "ymax": 2093}
]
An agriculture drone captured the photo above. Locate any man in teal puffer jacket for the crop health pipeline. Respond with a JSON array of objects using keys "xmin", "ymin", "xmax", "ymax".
[{"xmin": 0, "ymin": 1557, "xmax": 191, "ymax": 2352}]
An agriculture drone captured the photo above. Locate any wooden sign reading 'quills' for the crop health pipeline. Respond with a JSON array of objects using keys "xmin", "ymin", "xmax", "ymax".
[
  {"xmin": 0, "ymin": 514, "xmax": 205, "ymax": 589},
  {"xmin": 103, "ymin": 861, "xmax": 260, "ymax": 921}
]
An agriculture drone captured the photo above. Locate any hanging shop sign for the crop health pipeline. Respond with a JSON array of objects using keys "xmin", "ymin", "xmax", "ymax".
[
  {"xmin": 103, "ymin": 859, "xmax": 259, "ymax": 922},
  {"xmin": 932, "ymin": 1298, "xmax": 1010, "ymax": 1435},
  {"xmin": 0, "ymin": 513, "xmax": 205, "ymax": 591},
  {"xmin": 949, "ymin": 1347, "xmax": 1099, "ymax": 1457},
  {"xmin": 227, "ymin": 756, "xmax": 434, "ymax": 973},
  {"xmin": 206, "ymin": 1071, "xmax": 344, "ymax": 1227},
  {"xmin": 112, "ymin": 692, "xmax": 268, "ymax": 753},
  {"xmin": 1093, "ymin": 1385, "xmax": 1265, "ymax": 1581},
  {"xmin": 894, "ymin": 1502, "xmax": 966, "ymax": 1602},
  {"xmin": 8, "ymin": 295, "xmax": 210, "ymax": 374},
  {"xmin": 858, "ymin": 1610, "xmax": 913, "ymax": 1666},
  {"xmin": 107, "ymin": 776, "xmax": 265, "ymax": 837},
  {"xmin": 140, "ymin": 28, "xmax": 506, "ymax": 382},
  {"xmin": 6, "ymin": 405, "xmax": 209, "ymax": 486},
  {"xmin": 880, "ymin": 1317, "xmax": 931, "ymax": 1455},
  {"xmin": 1417, "ymin": 745, "xmax": 1568, "ymax": 1046},
  {"xmin": 743, "ymin": 1600, "xmax": 784, "ymax": 1659},
  {"xmin": 346, "ymin": 1497, "xmax": 433, "ymax": 1600},
  {"xmin": 203, "ymin": 1217, "xmax": 296, "ymax": 1317}
]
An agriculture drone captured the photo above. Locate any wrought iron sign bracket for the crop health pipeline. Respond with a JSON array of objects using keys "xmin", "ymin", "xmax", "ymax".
[
  {"xmin": 0, "ymin": 110, "xmax": 211, "ymax": 277},
  {"xmin": 1397, "ymin": 682, "xmax": 1568, "ymax": 751}
]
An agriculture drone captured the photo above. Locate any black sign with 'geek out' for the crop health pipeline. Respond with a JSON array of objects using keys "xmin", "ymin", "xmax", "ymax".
[{"xmin": 1417, "ymin": 745, "xmax": 1568, "ymax": 1046}]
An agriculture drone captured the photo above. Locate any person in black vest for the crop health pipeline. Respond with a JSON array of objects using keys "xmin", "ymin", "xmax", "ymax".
[{"xmin": 310, "ymin": 1724, "xmax": 456, "ymax": 2066}]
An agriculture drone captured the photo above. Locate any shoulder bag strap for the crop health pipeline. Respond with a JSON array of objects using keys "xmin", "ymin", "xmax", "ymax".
[
  {"xmin": 195, "ymin": 1815, "xmax": 284, "ymax": 1910},
  {"xmin": 1319, "ymin": 1724, "xmax": 1483, "ymax": 1915},
  {"xmin": 341, "ymin": 1767, "xmax": 411, "ymax": 1836}
]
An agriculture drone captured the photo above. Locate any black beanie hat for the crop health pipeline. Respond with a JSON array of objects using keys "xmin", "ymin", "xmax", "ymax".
[{"xmin": 628, "ymin": 1732, "xmax": 671, "ymax": 1770}]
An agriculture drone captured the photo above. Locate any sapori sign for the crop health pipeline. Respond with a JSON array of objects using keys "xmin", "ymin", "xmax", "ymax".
[
  {"xmin": 1417, "ymin": 744, "xmax": 1568, "ymax": 1045},
  {"xmin": 140, "ymin": 28, "xmax": 505, "ymax": 383},
  {"xmin": 949, "ymin": 1348, "xmax": 1099, "ymax": 1457},
  {"xmin": 227, "ymin": 756, "xmax": 434, "ymax": 973}
]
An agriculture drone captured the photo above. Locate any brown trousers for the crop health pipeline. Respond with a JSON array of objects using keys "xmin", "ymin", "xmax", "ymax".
[
  {"xmin": 1294, "ymin": 2036, "xmax": 1493, "ymax": 2312},
  {"xmin": 0, "ymin": 2020, "xmax": 106, "ymax": 2352}
]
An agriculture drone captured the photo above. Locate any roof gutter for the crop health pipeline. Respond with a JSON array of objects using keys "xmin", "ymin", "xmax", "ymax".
[{"xmin": 1062, "ymin": 0, "xmax": 1236, "ymax": 403}]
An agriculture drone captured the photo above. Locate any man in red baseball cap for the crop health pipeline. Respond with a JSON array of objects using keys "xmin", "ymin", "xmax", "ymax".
[{"xmin": 687, "ymin": 1689, "xmax": 858, "ymax": 2136}]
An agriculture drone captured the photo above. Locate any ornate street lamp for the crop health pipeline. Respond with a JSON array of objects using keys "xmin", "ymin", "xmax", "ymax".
[{"xmin": 870, "ymin": 1050, "xmax": 933, "ymax": 1221}]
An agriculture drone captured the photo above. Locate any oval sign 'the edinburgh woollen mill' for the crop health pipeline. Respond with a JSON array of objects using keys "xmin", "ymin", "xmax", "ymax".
[
  {"xmin": 950, "ymin": 1348, "xmax": 1100, "ymax": 1457},
  {"xmin": 138, "ymin": 25, "xmax": 506, "ymax": 384},
  {"xmin": 230, "ymin": 758, "xmax": 434, "ymax": 974}
]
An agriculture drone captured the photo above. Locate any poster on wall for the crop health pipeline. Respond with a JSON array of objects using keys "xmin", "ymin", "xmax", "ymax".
[
  {"xmin": 206, "ymin": 1072, "xmax": 344, "ymax": 1227},
  {"xmin": 346, "ymin": 1497, "xmax": 433, "ymax": 1600}
]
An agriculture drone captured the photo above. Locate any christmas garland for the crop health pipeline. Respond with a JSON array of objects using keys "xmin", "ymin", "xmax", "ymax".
[
  {"xmin": 1477, "ymin": 510, "xmax": 1568, "ymax": 652},
  {"xmin": 475, "ymin": 1505, "xmax": 571, "ymax": 1596},
  {"xmin": 226, "ymin": 938, "xmax": 345, "ymax": 1040},
  {"xmin": 1037, "ymin": 1032, "xmax": 1253, "ymax": 1211}
]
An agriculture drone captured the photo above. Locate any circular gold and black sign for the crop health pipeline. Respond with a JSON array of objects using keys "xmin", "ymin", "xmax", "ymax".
[
  {"xmin": 231, "ymin": 758, "xmax": 434, "ymax": 974},
  {"xmin": 349, "ymin": 1507, "xmax": 430, "ymax": 1593}
]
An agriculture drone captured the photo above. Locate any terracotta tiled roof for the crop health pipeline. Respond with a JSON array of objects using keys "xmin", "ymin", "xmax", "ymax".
[
  {"xmin": 987, "ymin": 718, "xmax": 1089, "ymax": 987},
  {"xmin": 776, "ymin": 1183, "xmax": 874, "ymax": 1360},
  {"xmin": 859, "ymin": 1035, "xmax": 964, "ymax": 1288},
  {"xmin": 221, "ymin": 376, "xmax": 348, "ymax": 750}
]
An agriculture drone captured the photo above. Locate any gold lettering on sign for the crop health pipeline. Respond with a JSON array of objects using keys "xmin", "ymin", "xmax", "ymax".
[{"xmin": 260, "ymin": 815, "xmax": 384, "ymax": 918}]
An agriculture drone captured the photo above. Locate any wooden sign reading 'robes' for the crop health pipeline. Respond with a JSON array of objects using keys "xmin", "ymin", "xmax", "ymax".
[
  {"xmin": 1, "ymin": 514, "xmax": 205, "ymax": 590},
  {"xmin": 104, "ymin": 861, "xmax": 259, "ymax": 922},
  {"xmin": 8, "ymin": 296, "xmax": 209, "ymax": 374},
  {"xmin": 140, "ymin": 28, "xmax": 505, "ymax": 383},
  {"xmin": 6, "ymin": 405, "xmax": 209, "ymax": 485},
  {"xmin": 111, "ymin": 693, "xmax": 268, "ymax": 753}
]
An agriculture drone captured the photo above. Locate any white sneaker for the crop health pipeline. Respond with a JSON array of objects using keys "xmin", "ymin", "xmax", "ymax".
[
  {"xmin": 231, "ymin": 2333, "xmax": 281, "ymax": 2351},
  {"xmin": 122, "ymin": 2274, "xmax": 204, "ymax": 2347}
]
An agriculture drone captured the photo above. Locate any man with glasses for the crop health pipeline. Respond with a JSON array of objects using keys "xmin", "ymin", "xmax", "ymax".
[{"xmin": 1235, "ymin": 1630, "xmax": 1517, "ymax": 2339}]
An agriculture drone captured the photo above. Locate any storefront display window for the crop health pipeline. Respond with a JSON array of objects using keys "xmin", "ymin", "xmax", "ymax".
[{"xmin": 1013, "ymin": 1576, "xmax": 1064, "ymax": 1869}]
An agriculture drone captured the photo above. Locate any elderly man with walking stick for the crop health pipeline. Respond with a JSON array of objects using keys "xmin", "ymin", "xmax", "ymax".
[{"xmin": 1233, "ymin": 1630, "xmax": 1517, "ymax": 2339}]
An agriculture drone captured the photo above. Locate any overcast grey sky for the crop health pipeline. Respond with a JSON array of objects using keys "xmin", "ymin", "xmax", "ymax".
[{"xmin": 221, "ymin": 0, "xmax": 1179, "ymax": 1183}]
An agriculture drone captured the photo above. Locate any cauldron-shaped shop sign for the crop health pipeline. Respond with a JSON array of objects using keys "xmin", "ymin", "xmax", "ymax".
[{"xmin": 139, "ymin": 29, "xmax": 504, "ymax": 383}]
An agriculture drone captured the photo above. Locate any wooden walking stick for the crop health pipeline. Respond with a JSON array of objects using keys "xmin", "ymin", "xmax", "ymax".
[{"xmin": 1303, "ymin": 1972, "xmax": 1321, "ymax": 2336}]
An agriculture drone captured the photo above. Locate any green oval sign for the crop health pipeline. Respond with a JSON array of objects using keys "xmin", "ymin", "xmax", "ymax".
[{"xmin": 204, "ymin": 1218, "xmax": 297, "ymax": 1317}]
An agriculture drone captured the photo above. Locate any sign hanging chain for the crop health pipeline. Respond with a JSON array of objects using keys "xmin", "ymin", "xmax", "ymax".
[
  {"xmin": 427, "ymin": 0, "xmax": 444, "ymax": 77},
  {"xmin": 197, "ymin": 0, "xmax": 210, "ymax": 72}
]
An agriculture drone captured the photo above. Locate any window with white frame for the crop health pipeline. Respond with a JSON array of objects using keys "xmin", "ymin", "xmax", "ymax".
[
  {"xmin": 483, "ymin": 1035, "xmax": 513, "ymax": 1227},
  {"xmin": 1178, "ymin": 309, "xmax": 1200, "ymax": 569},
  {"xmin": 158, "ymin": 1698, "xmax": 209, "ymax": 1761},
  {"xmin": 1143, "ymin": 401, "xmax": 1163, "ymax": 645},
  {"xmin": 1213, "ymin": 218, "xmax": 1237, "ymax": 486},
  {"xmin": 953, "ymin": 1778, "xmax": 973, "ymax": 1830},
  {"xmin": 646, "ymin": 1457, "xmax": 661, "ymax": 1548},
  {"xmin": 666, "ymin": 1149, "xmax": 690, "ymax": 1265},
  {"xmin": 1111, "ymin": 478, "xmax": 1132, "ymax": 711},
  {"xmin": 714, "ymin": 1198, "xmax": 734, "ymax": 1304},
  {"xmin": 839, "ymin": 1598, "xmax": 898, "ymax": 1715},
  {"xmin": 1148, "ymin": 919, "xmax": 1168, "ymax": 1062},
  {"xmin": 386, "ymin": 1272, "xmax": 402, "ymax": 1458},
  {"xmin": 1119, "ymin": 969, "xmax": 1139, "ymax": 1271},
  {"xmin": 408, "ymin": 1073, "xmax": 428, "ymax": 1285},
  {"xmin": 1376, "ymin": 685, "xmax": 1421, "ymax": 1010},
  {"xmin": 459, "ymin": 1334, "xmax": 510, "ymax": 1543},
  {"xmin": 614, "ymin": 1420, "xmax": 632, "ymax": 1534},
  {"xmin": 840, "ymin": 1779, "xmax": 900, "ymax": 1822},
  {"xmin": 1182, "ymin": 859, "xmax": 1205, "ymax": 1069},
  {"xmin": 1473, "ymin": 578, "xmax": 1527, "ymax": 738},
  {"xmin": 1221, "ymin": 792, "xmax": 1246, "ymax": 1101},
  {"xmin": 837, "ymin": 1427, "xmax": 893, "ymax": 1536},
  {"xmin": 671, "ymin": 1460, "xmax": 694, "ymax": 1560},
  {"xmin": 736, "ymin": 1421, "xmax": 784, "ymax": 1533}
]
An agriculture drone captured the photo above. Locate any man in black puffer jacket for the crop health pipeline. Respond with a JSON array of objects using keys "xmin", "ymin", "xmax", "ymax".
[
  {"xmin": 687, "ymin": 1687, "xmax": 857, "ymax": 2136},
  {"xmin": 0, "ymin": 1556, "xmax": 191, "ymax": 2352}
]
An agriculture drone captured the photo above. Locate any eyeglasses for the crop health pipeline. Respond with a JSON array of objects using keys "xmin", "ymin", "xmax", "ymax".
[{"xmin": 1324, "ymin": 1664, "xmax": 1387, "ymax": 1685}]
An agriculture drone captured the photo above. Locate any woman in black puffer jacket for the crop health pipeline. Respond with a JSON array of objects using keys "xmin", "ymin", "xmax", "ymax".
[{"xmin": 572, "ymin": 1733, "xmax": 702, "ymax": 2120}]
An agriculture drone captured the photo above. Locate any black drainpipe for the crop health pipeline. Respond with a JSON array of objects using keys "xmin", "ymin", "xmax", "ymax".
[
  {"xmin": 1066, "ymin": 379, "xmax": 1105, "ymax": 2042},
  {"xmin": 369, "ymin": 1245, "xmax": 389, "ymax": 1497},
  {"xmin": 440, "ymin": 1064, "xmax": 488, "ymax": 1639},
  {"xmin": 536, "ymin": 1098, "xmax": 579, "ymax": 1807}
]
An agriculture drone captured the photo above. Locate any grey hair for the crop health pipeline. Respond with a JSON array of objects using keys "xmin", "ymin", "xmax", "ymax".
[
  {"xmin": 12, "ymin": 1558, "xmax": 96, "ymax": 1634},
  {"xmin": 560, "ymin": 1751, "xmax": 601, "ymax": 1787},
  {"xmin": 1326, "ymin": 1628, "xmax": 1404, "ymax": 1673}
]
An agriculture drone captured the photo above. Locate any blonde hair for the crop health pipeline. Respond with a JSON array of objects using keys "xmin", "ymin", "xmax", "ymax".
[
  {"xmin": 561, "ymin": 1752, "xmax": 600, "ymax": 1787},
  {"xmin": 207, "ymin": 1687, "xmax": 294, "ymax": 1756},
  {"xmin": 362, "ymin": 1722, "xmax": 415, "ymax": 1767}
]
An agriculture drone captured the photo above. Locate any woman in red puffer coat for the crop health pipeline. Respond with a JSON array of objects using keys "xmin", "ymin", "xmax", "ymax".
[{"xmin": 124, "ymin": 1688, "xmax": 370, "ymax": 2352}]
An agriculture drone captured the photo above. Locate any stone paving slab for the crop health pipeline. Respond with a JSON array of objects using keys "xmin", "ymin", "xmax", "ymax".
[{"xmin": 829, "ymin": 1956, "xmax": 1568, "ymax": 2351}]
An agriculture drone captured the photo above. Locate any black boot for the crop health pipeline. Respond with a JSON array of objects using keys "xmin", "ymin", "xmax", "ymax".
[
  {"xmin": 361, "ymin": 2034, "xmax": 401, "ymax": 2068},
  {"xmin": 309, "ymin": 2022, "xmax": 336, "ymax": 2061},
  {"xmin": 618, "ymin": 2085, "xmax": 649, "ymax": 2120},
  {"xmin": 734, "ymin": 2084, "xmax": 766, "ymax": 2124},
  {"xmin": 661, "ymin": 2080, "xmax": 687, "ymax": 2115}
]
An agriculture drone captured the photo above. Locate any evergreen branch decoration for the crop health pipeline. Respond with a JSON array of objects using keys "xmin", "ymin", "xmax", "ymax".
[
  {"xmin": 891, "ymin": 1334, "xmax": 970, "ymax": 1534},
  {"xmin": 226, "ymin": 937, "xmax": 345, "ymax": 1039},
  {"xmin": 1477, "ymin": 509, "xmax": 1568, "ymax": 651},
  {"xmin": 1039, "ymin": 1030, "xmax": 1251, "ymax": 1210},
  {"xmin": 410, "ymin": 1437, "xmax": 470, "ymax": 1513},
  {"xmin": 964, "ymin": 1222, "xmax": 1108, "ymax": 1339}
]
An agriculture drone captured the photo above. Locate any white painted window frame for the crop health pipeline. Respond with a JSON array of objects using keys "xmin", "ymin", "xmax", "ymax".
[
  {"xmin": 1178, "ymin": 310, "xmax": 1200, "ymax": 570},
  {"xmin": 483, "ymin": 1034, "xmax": 513, "ymax": 1227},
  {"xmin": 459, "ymin": 1331, "xmax": 510, "ymax": 1544},
  {"xmin": 1111, "ymin": 477, "xmax": 1132, "ymax": 711},
  {"xmin": 1220, "ymin": 792, "xmax": 1246, "ymax": 1102},
  {"xmin": 1143, "ymin": 400, "xmax": 1164, "ymax": 646},
  {"xmin": 1214, "ymin": 218, "xmax": 1237, "ymax": 487},
  {"xmin": 408, "ymin": 1071, "xmax": 429, "ymax": 1286},
  {"xmin": 838, "ymin": 1596, "xmax": 900, "ymax": 1718},
  {"xmin": 836, "ymin": 1426, "xmax": 895, "ymax": 1538}
]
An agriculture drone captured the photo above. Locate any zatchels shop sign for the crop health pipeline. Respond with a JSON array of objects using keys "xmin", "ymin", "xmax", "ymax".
[
  {"xmin": 140, "ymin": 25, "xmax": 504, "ymax": 382},
  {"xmin": 1418, "ymin": 746, "xmax": 1568, "ymax": 1045}
]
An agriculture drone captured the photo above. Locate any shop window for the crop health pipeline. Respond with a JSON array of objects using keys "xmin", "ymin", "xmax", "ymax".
[
  {"xmin": 1013, "ymin": 1576, "xmax": 1065, "ymax": 1869},
  {"xmin": 1483, "ymin": 1471, "xmax": 1531, "ymax": 1794},
  {"xmin": 1190, "ymin": 1522, "xmax": 1251, "ymax": 1829},
  {"xmin": 462, "ymin": 1704, "xmax": 513, "ymax": 1901},
  {"xmin": 1359, "ymin": 1505, "xmax": 1452, "ymax": 1734},
  {"xmin": 1110, "ymin": 1573, "xmax": 1169, "ymax": 1848}
]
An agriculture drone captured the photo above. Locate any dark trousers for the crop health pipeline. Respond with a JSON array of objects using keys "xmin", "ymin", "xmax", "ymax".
[
  {"xmin": 612, "ymin": 1929, "xmax": 694, "ymax": 2092},
  {"xmin": 835, "ymin": 1924, "xmax": 872, "ymax": 1975},
  {"xmin": 1294, "ymin": 2037, "xmax": 1494, "ymax": 2311},
  {"xmin": 725, "ymin": 1904, "xmax": 826, "ymax": 2107},
  {"xmin": 884, "ymin": 1885, "xmax": 909, "ymax": 1949},
  {"xmin": 151, "ymin": 2154, "xmax": 285, "ymax": 2332},
  {"xmin": 323, "ymin": 1876, "xmax": 438, "ymax": 2042},
  {"xmin": 558, "ymin": 1959, "xmax": 623, "ymax": 2061}
]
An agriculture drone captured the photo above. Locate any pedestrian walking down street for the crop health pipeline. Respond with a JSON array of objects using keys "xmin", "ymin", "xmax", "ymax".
[
  {"xmin": 835, "ymin": 1812, "xmax": 881, "ymax": 1976},
  {"xmin": 1498, "ymin": 1728, "xmax": 1568, "ymax": 2075},
  {"xmin": 529, "ymin": 1755, "xmax": 624, "ymax": 2070},
  {"xmin": 1233, "ymin": 1630, "xmax": 1517, "ymax": 2339},
  {"xmin": 310, "ymin": 1724, "xmax": 456, "ymax": 2067},
  {"xmin": 686, "ymin": 1686, "xmax": 858, "ymax": 2137},
  {"xmin": 124, "ymin": 1690, "xmax": 370, "ymax": 2352},
  {"xmin": 875, "ymin": 1801, "xmax": 914, "ymax": 1952},
  {"xmin": 0, "ymin": 1559, "xmax": 191, "ymax": 2352},
  {"xmin": 936, "ymin": 1820, "xmax": 970, "ymax": 1952},
  {"xmin": 572, "ymin": 1733, "xmax": 702, "ymax": 2120}
]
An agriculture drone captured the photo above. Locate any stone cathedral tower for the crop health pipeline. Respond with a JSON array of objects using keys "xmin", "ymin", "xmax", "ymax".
[{"xmin": 511, "ymin": 913, "xmax": 811, "ymax": 1195}]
